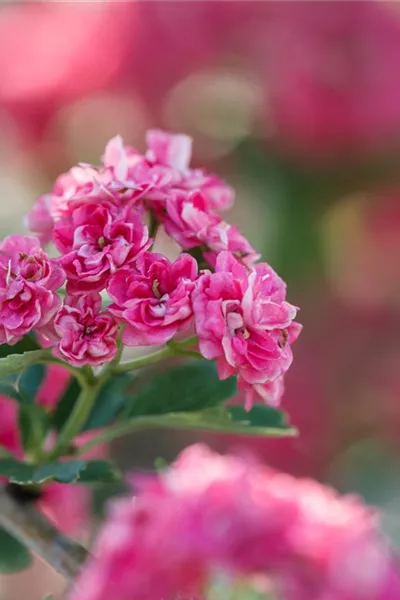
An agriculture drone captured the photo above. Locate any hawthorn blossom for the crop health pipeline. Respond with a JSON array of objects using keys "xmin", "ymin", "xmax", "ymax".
[
  {"xmin": 103, "ymin": 129, "xmax": 234, "ymax": 212},
  {"xmin": 163, "ymin": 191, "xmax": 259, "ymax": 267},
  {"xmin": 70, "ymin": 444, "xmax": 400, "ymax": 600},
  {"xmin": 108, "ymin": 252, "xmax": 198, "ymax": 346},
  {"xmin": 0, "ymin": 235, "xmax": 65, "ymax": 345},
  {"xmin": 193, "ymin": 251, "xmax": 301, "ymax": 408},
  {"xmin": 54, "ymin": 293, "xmax": 118, "ymax": 367},
  {"xmin": 54, "ymin": 202, "xmax": 150, "ymax": 294}
]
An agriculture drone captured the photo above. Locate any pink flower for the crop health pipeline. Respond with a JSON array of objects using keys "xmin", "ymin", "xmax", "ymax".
[
  {"xmin": 54, "ymin": 202, "xmax": 150, "ymax": 294},
  {"xmin": 54, "ymin": 293, "xmax": 118, "ymax": 367},
  {"xmin": 193, "ymin": 251, "xmax": 301, "ymax": 408},
  {"xmin": 26, "ymin": 161, "xmax": 147, "ymax": 246},
  {"xmin": 108, "ymin": 252, "xmax": 198, "ymax": 346},
  {"xmin": 103, "ymin": 130, "xmax": 234, "ymax": 212},
  {"xmin": 0, "ymin": 235, "xmax": 65, "ymax": 345},
  {"xmin": 70, "ymin": 444, "xmax": 400, "ymax": 600},
  {"xmin": 163, "ymin": 191, "xmax": 259, "ymax": 267}
]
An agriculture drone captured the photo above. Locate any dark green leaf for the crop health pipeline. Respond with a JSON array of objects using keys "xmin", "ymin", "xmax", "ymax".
[
  {"xmin": 0, "ymin": 458, "xmax": 85, "ymax": 484},
  {"xmin": 51, "ymin": 377, "xmax": 81, "ymax": 432},
  {"xmin": 33, "ymin": 460, "xmax": 86, "ymax": 484},
  {"xmin": 78, "ymin": 460, "xmax": 121, "ymax": 484},
  {"xmin": 0, "ymin": 527, "xmax": 32, "ymax": 573},
  {"xmin": 126, "ymin": 362, "xmax": 237, "ymax": 418},
  {"xmin": 0, "ymin": 350, "xmax": 48, "ymax": 379},
  {"xmin": 18, "ymin": 404, "xmax": 49, "ymax": 453},
  {"xmin": 0, "ymin": 334, "xmax": 40, "ymax": 359},
  {"xmin": 17, "ymin": 364, "xmax": 46, "ymax": 403},
  {"xmin": 117, "ymin": 405, "xmax": 296, "ymax": 438},
  {"xmin": 0, "ymin": 375, "xmax": 22, "ymax": 402},
  {"xmin": 83, "ymin": 374, "xmax": 131, "ymax": 431},
  {"xmin": 0, "ymin": 459, "xmax": 35, "ymax": 483},
  {"xmin": 228, "ymin": 404, "xmax": 292, "ymax": 430}
]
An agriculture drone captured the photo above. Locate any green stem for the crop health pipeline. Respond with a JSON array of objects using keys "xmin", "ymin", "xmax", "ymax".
[
  {"xmin": 49, "ymin": 381, "xmax": 99, "ymax": 460},
  {"xmin": 113, "ymin": 335, "xmax": 199, "ymax": 375}
]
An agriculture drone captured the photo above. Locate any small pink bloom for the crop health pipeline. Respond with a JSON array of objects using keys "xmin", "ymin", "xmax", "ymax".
[
  {"xmin": 70, "ymin": 444, "xmax": 400, "ymax": 600},
  {"xmin": 164, "ymin": 191, "xmax": 259, "ymax": 266},
  {"xmin": 0, "ymin": 235, "xmax": 65, "ymax": 345},
  {"xmin": 54, "ymin": 202, "xmax": 150, "ymax": 294},
  {"xmin": 108, "ymin": 252, "xmax": 198, "ymax": 346},
  {"xmin": 103, "ymin": 130, "xmax": 234, "ymax": 212},
  {"xmin": 193, "ymin": 251, "xmax": 301, "ymax": 408},
  {"xmin": 54, "ymin": 293, "xmax": 118, "ymax": 367}
]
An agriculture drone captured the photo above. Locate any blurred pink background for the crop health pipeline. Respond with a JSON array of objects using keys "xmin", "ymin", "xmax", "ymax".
[{"xmin": 1, "ymin": 2, "xmax": 400, "ymax": 597}]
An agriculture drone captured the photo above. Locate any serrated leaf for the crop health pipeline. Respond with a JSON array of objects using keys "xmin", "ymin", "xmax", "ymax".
[
  {"xmin": 0, "ymin": 459, "xmax": 35, "ymax": 483},
  {"xmin": 78, "ymin": 460, "xmax": 121, "ymax": 484},
  {"xmin": 51, "ymin": 377, "xmax": 81, "ymax": 431},
  {"xmin": 18, "ymin": 404, "xmax": 49, "ymax": 453},
  {"xmin": 126, "ymin": 362, "xmax": 237, "ymax": 418},
  {"xmin": 17, "ymin": 364, "xmax": 46, "ymax": 403},
  {"xmin": 0, "ymin": 527, "xmax": 32, "ymax": 573},
  {"xmin": 33, "ymin": 460, "xmax": 85, "ymax": 484},
  {"xmin": 0, "ymin": 458, "xmax": 85, "ymax": 485}
]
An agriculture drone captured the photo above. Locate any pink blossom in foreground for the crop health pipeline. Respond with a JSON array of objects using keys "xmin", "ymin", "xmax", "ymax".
[
  {"xmin": 54, "ymin": 293, "xmax": 118, "ymax": 367},
  {"xmin": 70, "ymin": 444, "xmax": 400, "ymax": 600},
  {"xmin": 163, "ymin": 191, "xmax": 259, "ymax": 267},
  {"xmin": 103, "ymin": 129, "xmax": 234, "ymax": 212},
  {"xmin": 108, "ymin": 252, "xmax": 198, "ymax": 346},
  {"xmin": 0, "ymin": 235, "xmax": 65, "ymax": 345},
  {"xmin": 193, "ymin": 251, "xmax": 300, "ymax": 408},
  {"xmin": 54, "ymin": 202, "xmax": 150, "ymax": 294}
]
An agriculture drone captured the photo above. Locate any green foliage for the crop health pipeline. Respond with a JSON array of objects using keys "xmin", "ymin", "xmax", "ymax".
[
  {"xmin": 0, "ymin": 334, "xmax": 40, "ymax": 359},
  {"xmin": 77, "ymin": 460, "xmax": 121, "ymax": 484},
  {"xmin": 0, "ymin": 527, "xmax": 32, "ymax": 573},
  {"xmin": 83, "ymin": 374, "xmax": 132, "ymax": 431},
  {"xmin": 18, "ymin": 404, "xmax": 49, "ymax": 454},
  {"xmin": 125, "ymin": 361, "xmax": 237, "ymax": 418},
  {"xmin": 0, "ymin": 350, "xmax": 48, "ymax": 379},
  {"xmin": 0, "ymin": 458, "xmax": 120, "ymax": 486},
  {"xmin": 50, "ymin": 377, "xmax": 81, "ymax": 431}
]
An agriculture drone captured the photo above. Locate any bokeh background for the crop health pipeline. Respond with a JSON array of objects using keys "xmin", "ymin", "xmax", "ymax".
[{"xmin": 1, "ymin": 1, "xmax": 400, "ymax": 597}]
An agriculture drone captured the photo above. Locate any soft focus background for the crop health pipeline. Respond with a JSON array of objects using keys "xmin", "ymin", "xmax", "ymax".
[{"xmin": 1, "ymin": 1, "xmax": 400, "ymax": 597}]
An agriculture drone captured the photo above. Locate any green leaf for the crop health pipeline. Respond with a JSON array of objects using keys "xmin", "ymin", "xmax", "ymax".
[
  {"xmin": 17, "ymin": 364, "xmax": 46, "ymax": 403},
  {"xmin": 18, "ymin": 404, "xmax": 49, "ymax": 453},
  {"xmin": 228, "ymin": 404, "xmax": 293, "ymax": 431},
  {"xmin": 0, "ymin": 458, "xmax": 120, "ymax": 486},
  {"xmin": 0, "ymin": 458, "xmax": 85, "ymax": 485},
  {"xmin": 33, "ymin": 460, "xmax": 86, "ymax": 484},
  {"xmin": 126, "ymin": 362, "xmax": 237, "ymax": 418},
  {"xmin": 0, "ymin": 334, "xmax": 40, "ymax": 359},
  {"xmin": 0, "ymin": 350, "xmax": 49, "ymax": 379},
  {"xmin": 0, "ymin": 375, "xmax": 23, "ymax": 402},
  {"xmin": 111, "ymin": 405, "xmax": 296, "ymax": 439},
  {"xmin": 0, "ymin": 527, "xmax": 32, "ymax": 573},
  {"xmin": 77, "ymin": 460, "xmax": 121, "ymax": 484},
  {"xmin": 83, "ymin": 374, "xmax": 131, "ymax": 431},
  {"xmin": 51, "ymin": 377, "xmax": 81, "ymax": 431}
]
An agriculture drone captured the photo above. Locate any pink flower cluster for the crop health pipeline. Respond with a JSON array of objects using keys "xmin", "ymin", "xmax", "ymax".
[
  {"xmin": 70, "ymin": 444, "xmax": 400, "ymax": 600},
  {"xmin": 0, "ymin": 129, "xmax": 301, "ymax": 406}
]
